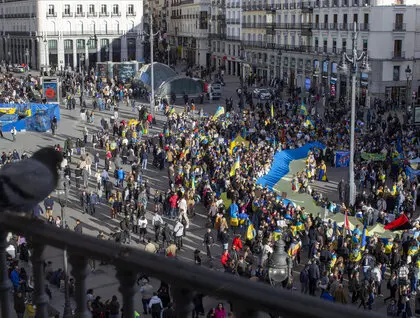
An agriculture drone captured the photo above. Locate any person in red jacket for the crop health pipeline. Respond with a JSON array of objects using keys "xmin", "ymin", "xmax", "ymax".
[
  {"xmin": 147, "ymin": 113, "xmax": 153, "ymax": 127},
  {"xmin": 232, "ymin": 234, "xmax": 243, "ymax": 251},
  {"xmin": 168, "ymin": 192, "xmax": 179, "ymax": 220},
  {"xmin": 221, "ymin": 250, "xmax": 230, "ymax": 269}
]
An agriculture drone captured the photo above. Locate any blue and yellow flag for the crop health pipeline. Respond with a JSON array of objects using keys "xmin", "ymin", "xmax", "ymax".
[
  {"xmin": 300, "ymin": 104, "xmax": 308, "ymax": 115},
  {"xmin": 305, "ymin": 116, "xmax": 314, "ymax": 128},
  {"xmin": 230, "ymin": 156, "xmax": 240, "ymax": 177},
  {"xmin": 270, "ymin": 104, "xmax": 274, "ymax": 118},
  {"xmin": 212, "ymin": 106, "xmax": 225, "ymax": 120},
  {"xmin": 361, "ymin": 222, "xmax": 369, "ymax": 250},
  {"xmin": 229, "ymin": 138, "xmax": 237, "ymax": 155},
  {"xmin": 191, "ymin": 175, "xmax": 196, "ymax": 190}
]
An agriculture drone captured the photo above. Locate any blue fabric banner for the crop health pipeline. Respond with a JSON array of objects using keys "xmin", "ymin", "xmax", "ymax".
[
  {"xmin": 335, "ymin": 151, "xmax": 350, "ymax": 168},
  {"xmin": 406, "ymin": 166, "xmax": 420, "ymax": 179},
  {"xmin": 256, "ymin": 141, "xmax": 326, "ymax": 190}
]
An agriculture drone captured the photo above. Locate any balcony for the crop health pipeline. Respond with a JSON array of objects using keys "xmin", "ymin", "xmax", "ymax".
[
  {"xmin": 0, "ymin": 212, "xmax": 381, "ymax": 318},
  {"xmin": 226, "ymin": 35, "xmax": 241, "ymax": 41},
  {"xmin": 126, "ymin": 11, "xmax": 136, "ymax": 16},
  {"xmin": 75, "ymin": 12, "xmax": 86, "ymax": 17},
  {"xmin": 46, "ymin": 12, "xmax": 57, "ymax": 17},
  {"xmin": 393, "ymin": 23, "xmax": 406, "ymax": 31},
  {"xmin": 111, "ymin": 12, "xmax": 121, "ymax": 17},
  {"xmin": 322, "ymin": 0, "xmax": 329, "ymax": 7},
  {"xmin": 301, "ymin": 2, "xmax": 314, "ymax": 12},
  {"xmin": 339, "ymin": 23, "xmax": 349, "ymax": 31},
  {"xmin": 226, "ymin": 18, "xmax": 240, "ymax": 24},
  {"xmin": 359, "ymin": 23, "xmax": 369, "ymax": 31},
  {"xmin": 319, "ymin": 23, "xmax": 329, "ymax": 30},
  {"xmin": 392, "ymin": 51, "xmax": 405, "ymax": 59},
  {"xmin": 329, "ymin": 23, "xmax": 338, "ymax": 30},
  {"xmin": 87, "ymin": 12, "xmax": 98, "ymax": 17},
  {"xmin": 99, "ymin": 12, "xmax": 109, "ymax": 17},
  {"xmin": 62, "ymin": 12, "xmax": 74, "ymax": 17}
]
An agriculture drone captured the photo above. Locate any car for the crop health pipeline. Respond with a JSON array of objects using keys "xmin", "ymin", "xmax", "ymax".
[
  {"xmin": 13, "ymin": 66, "xmax": 25, "ymax": 73},
  {"xmin": 258, "ymin": 89, "xmax": 272, "ymax": 100}
]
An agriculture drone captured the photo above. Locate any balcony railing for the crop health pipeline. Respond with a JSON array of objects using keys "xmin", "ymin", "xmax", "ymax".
[
  {"xmin": 126, "ymin": 12, "xmax": 136, "ymax": 16},
  {"xmin": 87, "ymin": 12, "xmax": 98, "ymax": 17},
  {"xmin": 393, "ymin": 23, "xmax": 406, "ymax": 31},
  {"xmin": 0, "ymin": 213, "xmax": 383, "ymax": 318},
  {"xmin": 111, "ymin": 12, "xmax": 121, "ymax": 16},
  {"xmin": 226, "ymin": 35, "xmax": 241, "ymax": 41},
  {"xmin": 62, "ymin": 12, "xmax": 74, "ymax": 17},
  {"xmin": 329, "ymin": 23, "xmax": 338, "ymax": 30},
  {"xmin": 301, "ymin": 2, "xmax": 314, "ymax": 12},
  {"xmin": 359, "ymin": 23, "xmax": 369, "ymax": 31},
  {"xmin": 75, "ymin": 12, "xmax": 86, "ymax": 17},
  {"xmin": 392, "ymin": 51, "xmax": 405, "ymax": 59}
]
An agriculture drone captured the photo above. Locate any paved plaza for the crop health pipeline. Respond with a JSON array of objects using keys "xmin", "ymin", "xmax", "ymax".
[{"xmin": 1, "ymin": 74, "xmax": 394, "ymax": 317}]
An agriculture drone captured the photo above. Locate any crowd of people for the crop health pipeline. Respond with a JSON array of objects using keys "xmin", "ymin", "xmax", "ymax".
[{"xmin": 3, "ymin": 64, "xmax": 420, "ymax": 318}]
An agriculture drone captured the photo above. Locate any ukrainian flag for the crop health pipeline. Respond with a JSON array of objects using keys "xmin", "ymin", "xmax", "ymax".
[
  {"xmin": 191, "ymin": 175, "xmax": 196, "ymax": 190},
  {"xmin": 229, "ymin": 138, "xmax": 237, "ymax": 155},
  {"xmin": 288, "ymin": 241, "xmax": 302, "ymax": 257},
  {"xmin": 361, "ymin": 222, "xmax": 369, "ymax": 251},
  {"xmin": 296, "ymin": 221, "xmax": 305, "ymax": 231},
  {"xmin": 300, "ymin": 104, "xmax": 308, "ymax": 115},
  {"xmin": 270, "ymin": 104, "xmax": 274, "ymax": 118},
  {"xmin": 230, "ymin": 156, "xmax": 240, "ymax": 176},
  {"xmin": 305, "ymin": 116, "xmax": 314, "ymax": 128},
  {"xmin": 169, "ymin": 106, "xmax": 176, "ymax": 114},
  {"xmin": 212, "ymin": 106, "xmax": 225, "ymax": 120}
]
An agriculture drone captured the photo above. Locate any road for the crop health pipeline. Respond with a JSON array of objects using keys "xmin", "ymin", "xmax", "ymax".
[{"xmin": 0, "ymin": 73, "xmax": 392, "ymax": 317}]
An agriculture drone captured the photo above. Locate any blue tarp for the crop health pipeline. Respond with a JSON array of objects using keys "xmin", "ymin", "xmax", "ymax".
[
  {"xmin": 0, "ymin": 103, "xmax": 60, "ymax": 132},
  {"xmin": 256, "ymin": 142, "xmax": 326, "ymax": 190}
]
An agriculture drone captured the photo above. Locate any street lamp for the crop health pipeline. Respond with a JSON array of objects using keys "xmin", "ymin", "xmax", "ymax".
[
  {"xmin": 238, "ymin": 45, "xmax": 246, "ymax": 109},
  {"xmin": 167, "ymin": 44, "xmax": 170, "ymax": 66},
  {"xmin": 338, "ymin": 22, "xmax": 370, "ymax": 207},
  {"xmin": 80, "ymin": 54, "xmax": 85, "ymax": 107},
  {"xmin": 25, "ymin": 48, "xmax": 29, "ymax": 69},
  {"xmin": 267, "ymin": 239, "xmax": 291, "ymax": 287},
  {"xmin": 56, "ymin": 171, "xmax": 72, "ymax": 318},
  {"xmin": 143, "ymin": 14, "xmax": 160, "ymax": 117},
  {"xmin": 405, "ymin": 65, "xmax": 412, "ymax": 114}
]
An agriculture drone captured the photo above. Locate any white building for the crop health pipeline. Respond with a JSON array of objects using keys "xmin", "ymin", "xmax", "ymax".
[
  {"xmin": 167, "ymin": 0, "xmax": 210, "ymax": 67},
  {"xmin": 0, "ymin": 0, "xmax": 144, "ymax": 71}
]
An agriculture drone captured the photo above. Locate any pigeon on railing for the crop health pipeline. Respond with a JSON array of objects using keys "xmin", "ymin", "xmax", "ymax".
[{"xmin": 0, "ymin": 147, "xmax": 62, "ymax": 212}]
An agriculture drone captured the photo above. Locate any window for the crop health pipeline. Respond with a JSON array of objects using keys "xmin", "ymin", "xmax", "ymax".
[
  {"xmin": 89, "ymin": 4, "xmax": 95, "ymax": 14},
  {"xmin": 395, "ymin": 13, "xmax": 404, "ymax": 30},
  {"xmin": 76, "ymin": 39, "xmax": 85, "ymax": 49},
  {"xmin": 364, "ymin": 13, "xmax": 369, "ymax": 24},
  {"xmin": 64, "ymin": 39, "xmax": 73, "ymax": 50},
  {"xmin": 333, "ymin": 14, "xmax": 338, "ymax": 23},
  {"xmin": 127, "ymin": 4, "xmax": 134, "ymax": 15},
  {"xmin": 362, "ymin": 39, "xmax": 368, "ymax": 51},
  {"xmin": 112, "ymin": 4, "xmax": 119, "ymax": 15},
  {"xmin": 324, "ymin": 14, "xmax": 328, "ymax": 24},
  {"xmin": 393, "ymin": 39, "xmax": 402, "ymax": 57},
  {"xmin": 88, "ymin": 39, "xmax": 96, "ymax": 49},
  {"xmin": 48, "ymin": 40, "xmax": 57, "ymax": 49},
  {"xmin": 76, "ymin": 5, "xmax": 83, "ymax": 15},
  {"xmin": 333, "ymin": 38, "xmax": 337, "ymax": 53},
  {"xmin": 315, "ymin": 37, "xmax": 319, "ymax": 48},
  {"xmin": 48, "ymin": 4, "xmax": 55, "ymax": 15},
  {"xmin": 64, "ymin": 4, "xmax": 70, "ymax": 15},
  {"xmin": 323, "ymin": 39, "xmax": 327, "ymax": 53},
  {"xmin": 393, "ymin": 66, "xmax": 400, "ymax": 81},
  {"xmin": 101, "ymin": 4, "xmax": 107, "ymax": 14},
  {"xmin": 353, "ymin": 13, "xmax": 358, "ymax": 23},
  {"xmin": 342, "ymin": 39, "xmax": 347, "ymax": 52},
  {"xmin": 343, "ymin": 13, "xmax": 347, "ymax": 23}
]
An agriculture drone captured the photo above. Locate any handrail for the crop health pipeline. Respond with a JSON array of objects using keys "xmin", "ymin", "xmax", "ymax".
[{"xmin": 0, "ymin": 213, "xmax": 381, "ymax": 318}]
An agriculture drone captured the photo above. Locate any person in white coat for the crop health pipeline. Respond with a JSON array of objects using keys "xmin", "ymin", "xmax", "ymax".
[
  {"xmin": 137, "ymin": 215, "xmax": 148, "ymax": 243},
  {"xmin": 173, "ymin": 219, "xmax": 184, "ymax": 250}
]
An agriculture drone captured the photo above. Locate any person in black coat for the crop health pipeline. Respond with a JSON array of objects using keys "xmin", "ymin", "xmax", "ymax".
[{"xmin": 14, "ymin": 291, "xmax": 25, "ymax": 318}]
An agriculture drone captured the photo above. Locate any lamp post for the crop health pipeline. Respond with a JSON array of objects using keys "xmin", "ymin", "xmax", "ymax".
[
  {"xmin": 267, "ymin": 239, "xmax": 291, "ymax": 287},
  {"xmin": 43, "ymin": 39, "xmax": 48, "ymax": 72},
  {"xmin": 167, "ymin": 44, "xmax": 170, "ymax": 66},
  {"xmin": 144, "ymin": 14, "xmax": 160, "ymax": 117},
  {"xmin": 238, "ymin": 45, "xmax": 246, "ymax": 109},
  {"xmin": 405, "ymin": 65, "xmax": 412, "ymax": 114},
  {"xmin": 25, "ymin": 48, "xmax": 29, "ymax": 69},
  {"xmin": 56, "ymin": 171, "xmax": 72, "ymax": 318},
  {"xmin": 80, "ymin": 54, "xmax": 85, "ymax": 107},
  {"xmin": 338, "ymin": 22, "xmax": 370, "ymax": 207},
  {"xmin": 6, "ymin": 33, "xmax": 10, "ymax": 64}
]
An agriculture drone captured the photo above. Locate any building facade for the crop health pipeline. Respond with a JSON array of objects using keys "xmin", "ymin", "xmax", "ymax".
[
  {"xmin": 0, "ymin": 0, "xmax": 144, "ymax": 71},
  {"xmin": 167, "ymin": 0, "xmax": 210, "ymax": 67}
]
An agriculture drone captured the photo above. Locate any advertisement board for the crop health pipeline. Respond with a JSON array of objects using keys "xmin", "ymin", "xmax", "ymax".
[{"xmin": 42, "ymin": 78, "xmax": 58, "ymax": 103}]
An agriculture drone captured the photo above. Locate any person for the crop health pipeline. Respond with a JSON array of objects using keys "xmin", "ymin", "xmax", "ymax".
[
  {"xmin": 173, "ymin": 219, "xmax": 184, "ymax": 250},
  {"xmin": 214, "ymin": 303, "xmax": 226, "ymax": 318},
  {"xmin": 148, "ymin": 292, "xmax": 163, "ymax": 318},
  {"xmin": 11, "ymin": 126, "xmax": 16, "ymax": 142},
  {"xmin": 308, "ymin": 259, "xmax": 319, "ymax": 296},
  {"xmin": 299, "ymin": 264, "xmax": 309, "ymax": 294},
  {"xmin": 74, "ymin": 219, "xmax": 83, "ymax": 234},
  {"xmin": 152, "ymin": 212, "xmax": 163, "ymax": 242},
  {"xmin": 145, "ymin": 238, "xmax": 157, "ymax": 254},
  {"xmin": 166, "ymin": 240, "xmax": 177, "ymax": 257},
  {"xmin": 140, "ymin": 279, "xmax": 154, "ymax": 315},
  {"xmin": 137, "ymin": 215, "xmax": 148, "ymax": 243},
  {"xmin": 107, "ymin": 295, "xmax": 120, "ymax": 318},
  {"xmin": 43, "ymin": 195, "xmax": 54, "ymax": 219},
  {"xmin": 161, "ymin": 302, "xmax": 176, "ymax": 318},
  {"xmin": 13, "ymin": 291, "xmax": 25, "ymax": 318},
  {"xmin": 203, "ymin": 228, "xmax": 215, "ymax": 259}
]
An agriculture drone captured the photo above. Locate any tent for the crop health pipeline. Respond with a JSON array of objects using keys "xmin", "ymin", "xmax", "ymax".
[
  {"xmin": 328, "ymin": 213, "xmax": 361, "ymax": 231},
  {"xmin": 367, "ymin": 223, "xmax": 401, "ymax": 239}
]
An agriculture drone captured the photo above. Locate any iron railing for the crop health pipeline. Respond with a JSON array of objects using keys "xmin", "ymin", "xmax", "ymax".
[{"xmin": 0, "ymin": 213, "xmax": 382, "ymax": 318}]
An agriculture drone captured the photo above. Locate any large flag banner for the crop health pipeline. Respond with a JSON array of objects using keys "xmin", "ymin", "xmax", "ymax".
[
  {"xmin": 230, "ymin": 156, "xmax": 240, "ymax": 176},
  {"xmin": 361, "ymin": 152, "xmax": 386, "ymax": 161},
  {"xmin": 335, "ymin": 151, "xmax": 350, "ymax": 168},
  {"xmin": 406, "ymin": 166, "xmax": 420, "ymax": 179},
  {"xmin": 384, "ymin": 214, "xmax": 411, "ymax": 231}
]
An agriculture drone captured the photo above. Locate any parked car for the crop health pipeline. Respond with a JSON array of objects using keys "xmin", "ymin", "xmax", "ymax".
[
  {"xmin": 256, "ymin": 88, "xmax": 271, "ymax": 100},
  {"xmin": 13, "ymin": 66, "xmax": 25, "ymax": 73}
]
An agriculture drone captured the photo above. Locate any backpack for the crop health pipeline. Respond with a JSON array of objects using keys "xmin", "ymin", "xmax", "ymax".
[{"xmin": 151, "ymin": 302, "xmax": 162, "ymax": 313}]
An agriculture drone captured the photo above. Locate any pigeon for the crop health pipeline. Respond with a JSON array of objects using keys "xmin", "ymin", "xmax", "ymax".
[{"xmin": 0, "ymin": 147, "xmax": 62, "ymax": 212}]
